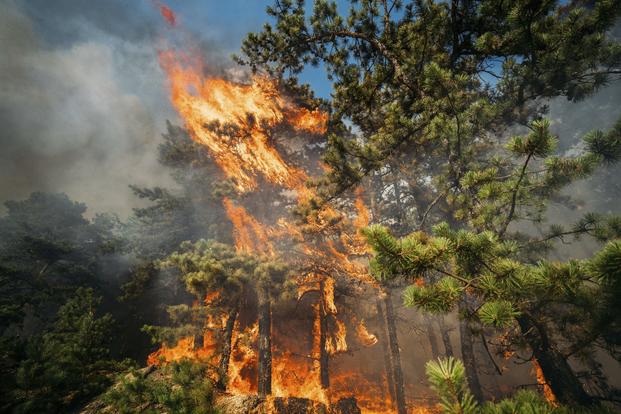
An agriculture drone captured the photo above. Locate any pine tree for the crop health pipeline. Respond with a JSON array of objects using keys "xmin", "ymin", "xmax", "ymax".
[
  {"xmin": 144, "ymin": 239, "xmax": 294, "ymax": 395},
  {"xmin": 425, "ymin": 357, "xmax": 564, "ymax": 414},
  {"xmin": 9, "ymin": 288, "xmax": 121, "ymax": 413},
  {"xmin": 237, "ymin": 0, "xmax": 621, "ymax": 406}
]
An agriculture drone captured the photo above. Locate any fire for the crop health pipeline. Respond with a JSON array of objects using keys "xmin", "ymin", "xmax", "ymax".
[
  {"xmin": 153, "ymin": 0, "xmax": 176, "ymax": 27},
  {"xmin": 147, "ymin": 336, "xmax": 195, "ymax": 366},
  {"xmin": 228, "ymin": 322, "xmax": 259, "ymax": 395},
  {"xmin": 532, "ymin": 358, "xmax": 557, "ymax": 405},
  {"xmin": 150, "ymin": 8, "xmax": 435, "ymax": 412},
  {"xmin": 356, "ymin": 319, "xmax": 378, "ymax": 347},
  {"xmin": 223, "ymin": 197, "xmax": 274, "ymax": 256},
  {"xmin": 158, "ymin": 49, "xmax": 326, "ymax": 193},
  {"xmin": 288, "ymin": 107, "xmax": 328, "ymax": 135},
  {"xmin": 326, "ymin": 319, "xmax": 348, "ymax": 355},
  {"xmin": 322, "ymin": 277, "xmax": 338, "ymax": 315}
]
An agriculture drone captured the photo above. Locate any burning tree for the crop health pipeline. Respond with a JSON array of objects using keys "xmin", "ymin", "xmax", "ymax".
[
  {"xmin": 137, "ymin": 0, "xmax": 621, "ymax": 411},
  {"xmin": 145, "ymin": 240, "xmax": 294, "ymax": 394},
  {"xmin": 144, "ymin": 28, "xmax": 400, "ymax": 412},
  {"xmin": 234, "ymin": 0, "xmax": 621, "ymax": 408}
]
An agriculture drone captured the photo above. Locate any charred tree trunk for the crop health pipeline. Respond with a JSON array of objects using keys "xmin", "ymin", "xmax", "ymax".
[
  {"xmin": 376, "ymin": 298, "xmax": 395, "ymax": 407},
  {"xmin": 458, "ymin": 297, "xmax": 483, "ymax": 402},
  {"xmin": 437, "ymin": 316, "xmax": 454, "ymax": 357},
  {"xmin": 218, "ymin": 303, "xmax": 239, "ymax": 389},
  {"xmin": 257, "ymin": 284, "xmax": 272, "ymax": 397},
  {"xmin": 383, "ymin": 290, "xmax": 407, "ymax": 414},
  {"xmin": 194, "ymin": 332, "xmax": 204, "ymax": 350},
  {"xmin": 424, "ymin": 315, "xmax": 440, "ymax": 359},
  {"xmin": 517, "ymin": 315, "xmax": 594, "ymax": 406},
  {"xmin": 319, "ymin": 279, "xmax": 330, "ymax": 389}
]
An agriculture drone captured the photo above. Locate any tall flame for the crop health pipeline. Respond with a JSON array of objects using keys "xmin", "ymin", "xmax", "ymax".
[
  {"xmin": 158, "ymin": 50, "xmax": 325, "ymax": 192},
  {"xmin": 149, "ymin": 5, "xmax": 429, "ymax": 411}
]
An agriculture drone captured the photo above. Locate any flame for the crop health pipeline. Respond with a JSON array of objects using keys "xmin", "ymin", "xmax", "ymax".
[
  {"xmin": 151, "ymin": 15, "xmax": 438, "ymax": 411},
  {"xmin": 152, "ymin": 1, "xmax": 177, "ymax": 27},
  {"xmin": 322, "ymin": 277, "xmax": 338, "ymax": 315},
  {"xmin": 228, "ymin": 322, "xmax": 259, "ymax": 395},
  {"xmin": 223, "ymin": 197, "xmax": 274, "ymax": 256},
  {"xmin": 532, "ymin": 358, "xmax": 557, "ymax": 405},
  {"xmin": 356, "ymin": 319, "xmax": 378, "ymax": 347},
  {"xmin": 158, "ymin": 49, "xmax": 326, "ymax": 192},
  {"xmin": 288, "ymin": 107, "xmax": 328, "ymax": 135},
  {"xmin": 147, "ymin": 337, "xmax": 195, "ymax": 365},
  {"xmin": 326, "ymin": 319, "xmax": 348, "ymax": 355}
]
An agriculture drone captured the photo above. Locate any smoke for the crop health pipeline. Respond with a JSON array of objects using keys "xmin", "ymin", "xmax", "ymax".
[{"xmin": 0, "ymin": 0, "xmax": 178, "ymax": 218}]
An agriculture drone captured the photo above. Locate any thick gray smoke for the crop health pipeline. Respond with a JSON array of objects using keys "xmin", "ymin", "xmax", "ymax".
[{"xmin": 0, "ymin": 0, "xmax": 176, "ymax": 218}]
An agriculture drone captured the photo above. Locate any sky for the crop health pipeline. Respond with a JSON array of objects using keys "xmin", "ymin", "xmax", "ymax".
[{"xmin": 1, "ymin": 0, "xmax": 620, "ymax": 220}]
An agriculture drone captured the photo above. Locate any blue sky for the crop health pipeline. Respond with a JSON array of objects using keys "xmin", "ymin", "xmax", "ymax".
[{"xmin": 164, "ymin": 0, "xmax": 338, "ymax": 98}]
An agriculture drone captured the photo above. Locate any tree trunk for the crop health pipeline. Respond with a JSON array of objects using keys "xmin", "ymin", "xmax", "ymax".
[
  {"xmin": 458, "ymin": 297, "xmax": 483, "ymax": 402},
  {"xmin": 437, "ymin": 316, "xmax": 454, "ymax": 357},
  {"xmin": 376, "ymin": 298, "xmax": 395, "ymax": 408},
  {"xmin": 319, "ymin": 280, "xmax": 330, "ymax": 389},
  {"xmin": 257, "ymin": 284, "xmax": 272, "ymax": 397},
  {"xmin": 424, "ymin": 315, "xmax": 440, "ymax": 359},
  {"xmin": 194, "ymin": 333, "xmax": 204, "ymax": 350},
  {"xmin": 383, "ymin": 290, "xmax": 407, "ymax": 414},
  {"xmin": 218, "ymin": 303, "xmax": 239, "ymax": 389},
  {"xmin": 517, "ymin": 315, "xmax": 594, "ymax": 406}
]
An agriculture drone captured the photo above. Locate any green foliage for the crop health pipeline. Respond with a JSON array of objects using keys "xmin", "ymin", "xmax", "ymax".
[
  {"xmin": 426, "ymin": 357, "xmax": 478, "ymax": 414},
  {"xmin": 479, "ymin": 390, "xmax": 559, "ymax": 414},
  {"xmin": 588, "ymin": 240, "xmax": 621, "ymax": 285},
  {"xmin": 0, "ymin": 193, "xmax": 129, "ymax": 413},
  {"xmin": 7, "ymin": 288, "xmax": 125, "ymax": 413},
  {"xmin": 477, "ymin": 301, "xmax": 520, "ymax": 328},
  {"xmin": 427, "ymin": 358, "xmax": 616, "ymax": 414},
  {"xmin": 103, "ymin": 360, "xmax": 218, "ymax": 414},
  {"xmin": 145, "ymin": 239, "xmax": 293, "ymax": 346},
  {"xmin": 403, "ymin": 278, "xmax": 462, "ymax": 313},
  {"xmin": 583, "ymin": 117, "xmax": 621, "ymax": 163},
  {"xmin": 507, "ymin": 119, "xmax": 557, "ymax": 158},
  {"xmin": 0, "ymin": 192, "xmax": 124, "ymax": 327}
]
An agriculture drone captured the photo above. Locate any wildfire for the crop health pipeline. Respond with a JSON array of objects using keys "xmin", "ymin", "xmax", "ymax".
[
  {"xmin": 287, "ymin": 107, "xmax": 328, "ymax": 135},
  {"xmin": 228, "ymin": 322, "xmax": 259, "ymax": 395},
  {"xmin": 149, "ymin": 4, "xmax": 424, "ymax": 412},
  {"xmin": 158, "ymin": 48, "xmax": 326, "ymax": 193}
]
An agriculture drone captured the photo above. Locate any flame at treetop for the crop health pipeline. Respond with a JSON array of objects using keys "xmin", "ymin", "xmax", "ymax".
[
  {"xmin": 148, "ymin": 4, "xmax": 432, "ymax": 412},
  {"xmin": 158, "ymin": 49, "xmax": 326, "ymax": 193}
]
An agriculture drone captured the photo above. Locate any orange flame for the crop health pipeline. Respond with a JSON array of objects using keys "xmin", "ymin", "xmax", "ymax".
[
  {"xmin": 223, "ymin": 197, "xmax": 274, "ymax": 256},
  {"xmin": 356, "ymin": 319, "xmax": 378, "ymax": 347},
  {"xmin": 532, "ymin": 358, "xmax": 557, "ymax": 405},
  {"xmin": 152, "ymin": 1, "xmax": 177, "ymax": 27},
  {"xmin": 158, "ymin": 50, "xmax": 325, "ymax": 193}
]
